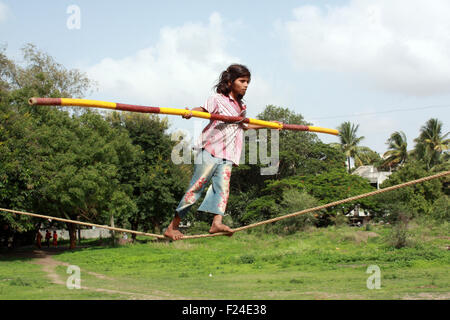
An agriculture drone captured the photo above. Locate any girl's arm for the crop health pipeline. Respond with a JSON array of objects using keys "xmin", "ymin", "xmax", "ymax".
[
  {"xmin": 243, "ymin": 123, "xmax": 266, "ymax": 130},
  {"xmin": 183, "ymin": 108, "xmax": 281, "ymax": 131},
  {"xmin": 191, "ymin": 107, "xmax": 207, "ymax": 113}
]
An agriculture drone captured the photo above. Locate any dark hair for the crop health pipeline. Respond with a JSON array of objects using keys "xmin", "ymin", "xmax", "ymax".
[{"xmin": 215, "ymin": 64, "xmax": 251, "ymax": 103}]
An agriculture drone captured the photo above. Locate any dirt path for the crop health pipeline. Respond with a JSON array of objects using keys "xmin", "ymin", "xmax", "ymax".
[{"xmin": 7, "ymin": 249, "xmax": 189, "ymax": 300}]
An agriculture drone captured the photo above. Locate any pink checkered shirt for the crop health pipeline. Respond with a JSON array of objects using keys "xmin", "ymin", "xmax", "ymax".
[{"xmin": 194, "ymin": 93, "xmax": 246, "ymax": 166}]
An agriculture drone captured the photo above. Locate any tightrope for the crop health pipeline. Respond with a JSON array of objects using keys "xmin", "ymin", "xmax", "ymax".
[{"xmin": 0, "ymin": 171, "xmax": 448, "ymax": 240}]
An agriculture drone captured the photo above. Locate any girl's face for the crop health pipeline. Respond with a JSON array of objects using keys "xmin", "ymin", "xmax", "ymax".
[{"xmin": 230, "ymin": 76, "xmax": 250, "ymax": 98}]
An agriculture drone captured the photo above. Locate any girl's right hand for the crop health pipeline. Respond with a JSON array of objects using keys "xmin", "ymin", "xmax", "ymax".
[{"xmin": 182, "ymin": 107, "xmax": 193, "ymax": 119}]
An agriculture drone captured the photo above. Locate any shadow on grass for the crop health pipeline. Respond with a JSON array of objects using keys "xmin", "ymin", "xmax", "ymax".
[
  {"xmin": 0, "ymin": 233, "xmax": 174, "ymax": 262},
  {"xmin": 0, "ymin": 237, "xmax": 135, "ymax": 261}
]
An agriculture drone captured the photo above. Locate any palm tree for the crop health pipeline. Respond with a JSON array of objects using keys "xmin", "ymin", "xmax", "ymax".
[
  {"xmin": 413, "ymin": 118, "xmax": 449, "ymax": 169},
  {"xmin": 353, "ymin": 146, "xmax": 382, "ymax": 167},
  {"xmin": 336, "ymin": 121, "xmax": 365, "ymax": 172},
  {"xmin": 382, "ymin": 131, "xmax": 408, "ymax": 170}
]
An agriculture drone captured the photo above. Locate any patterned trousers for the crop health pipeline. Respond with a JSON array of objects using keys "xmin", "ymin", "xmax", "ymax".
[{"xmin": 176, "ymin": 149, "xmax": 233, "ymax": 218}]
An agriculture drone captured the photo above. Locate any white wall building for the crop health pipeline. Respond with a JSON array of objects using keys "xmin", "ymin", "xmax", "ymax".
[{"xmin": 352, "ymin": 165, "xmax": 392, "ymax": 189}]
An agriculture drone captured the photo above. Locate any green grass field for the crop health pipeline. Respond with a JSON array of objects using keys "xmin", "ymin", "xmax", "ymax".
[{"xmin": 1, "ymin": 220, "xmax": 449, "ymax": 300}]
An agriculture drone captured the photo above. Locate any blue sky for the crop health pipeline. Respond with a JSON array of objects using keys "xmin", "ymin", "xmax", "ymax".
[{"xmin": 1, "ymin": 0, "xmax": 449, "ymax": 155}]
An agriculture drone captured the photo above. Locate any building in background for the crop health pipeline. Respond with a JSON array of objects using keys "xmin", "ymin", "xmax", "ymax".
[
  {"xmin": 346, "ymin": 166, "xmax": 393, "ymax": 225},
  {"xmin": 352, "ymin": 165, "xmax": 392, "ymax": 190}
]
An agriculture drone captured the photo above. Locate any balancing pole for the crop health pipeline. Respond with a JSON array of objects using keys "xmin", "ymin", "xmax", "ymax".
[{"xmin": 29, "ymin": 97, "xmax": 339, "ymax": 136}]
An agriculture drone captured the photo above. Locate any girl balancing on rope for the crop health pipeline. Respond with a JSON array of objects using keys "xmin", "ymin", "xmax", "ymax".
[{"xmin": 164, "ymin": 64, "xmax": 278, "ymax": 240}]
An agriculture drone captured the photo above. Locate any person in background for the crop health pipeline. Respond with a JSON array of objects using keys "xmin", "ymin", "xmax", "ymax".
[
  {"xmin": 36, "ymin": 230, "xmax": 42, "ymax": 249},
  {"xmin": 52, "ymin": 230, "xmax": 58, "ymax": 248},
  {"xmin": 45, "ymin": 230, "xmax": 51, "ymax": 248}
]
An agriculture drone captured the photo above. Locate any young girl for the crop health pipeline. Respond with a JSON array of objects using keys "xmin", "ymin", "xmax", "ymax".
[{"xmin": 164, "ymin": 64, "xmax": 270, "ymax": 240}]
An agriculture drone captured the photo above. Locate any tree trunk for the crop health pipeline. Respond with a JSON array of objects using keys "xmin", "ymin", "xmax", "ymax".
[
  {"xmin": 153, "ymin": 220, "xmax": 160, "ymax": 234},
  {"xmin": 76, "ymin": 216, "xmax": 81, "ymax": 245},
  {"xmin": 67, "ymin": 223, "xmax": 77, "ymax": 249},
  {"xmin": 110, "ymin": 214, "xmax": 116, "ymax": 246},
  {"xmin": 131, "ymin": 220, "xmax": 139, "ymax": 242}
]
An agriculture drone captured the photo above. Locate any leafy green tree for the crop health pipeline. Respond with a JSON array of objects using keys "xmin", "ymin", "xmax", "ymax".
[
  {"xmin": 232, "ymin": 105, "xmax": 345, "ymax": 188},
  {"xmin": 244, "ymin": 168, "xmax": 376, "ymax": 227},
  {"xmin": 9, "ymin": 44, "xmax": 94, "ymax": 98},
  {"xmin": 107, "ymin": 112, "xmax": 189, "ymax": 237},
  {"xmin": 257, "ymin": 105, "xmax": 322, "ymax": 177},
  {"xmin": 29, "ymin": 110, "xmax": 138, "ymax": 248},
  {"xmin": 0, "ymin": 44, "xmax": 96, "ymax": 243},
  {"xmin": 374, "ymin": 161, "xmax": 444, "ymax": 219},
  {"xmin": 429, "ymin": 195, "xmax": 449, "ymax": 222},
  {"xmin": 0, "ymin": 44, "xmax": 138, "ymax": 248},
  {"xmin": 294, "ymin": 168, "xmax": 376, "ymax": 225},
  {"xmin": 228, "ymin": 105, "xmax": 345, "ymax": 224}
]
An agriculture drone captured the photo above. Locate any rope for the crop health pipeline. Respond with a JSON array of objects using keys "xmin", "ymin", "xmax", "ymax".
[
  {"xmin": 0, "ymin": 170, "xmax": 448, "ymax": 240},
  {"xmin": 0, "ymin": 208, "xmax": 165, "ymax": 239}
]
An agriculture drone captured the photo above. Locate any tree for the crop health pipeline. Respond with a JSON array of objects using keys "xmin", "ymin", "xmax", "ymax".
[
  {"xmin": 232, "ymin": 105, "xmax": 345, "ymax": 188},
  {"xmin": 228, "ymin": 105, "xmax": 346, "ymax": 224},
  {"xmin": 0, "ymin": 44, "xmax": 136, "ymax": 249},
  {"xmin": 256, "ymin": 105, "xmax": 321, "ymax": 177},
  {"xmin": 30, "ymin": 110, "xmax": 138, "ymax": 249},
  {"xmin": 107, "ymin": 112, "xmax": 189, "ymax": 238},
  {"xmin": 355, "ymin": 146, "xmax": 382, "ymax": 167},
  {"xmin": 413, "ymin": 118, "xmax": 449, "ymax": 169},
  {"xmin": 243, "ymin": 168, "xmax": 376, "ymax": 227},
  {"xmin": 333, "ymin": 121, "xmax": 366, "ymax": 172},
  {"xmin": 375, "ymin": 161, "xmax": 444, "ymax": 219},
  {"xmin": 382, "ymin": 131, "xmax": 409, "ymax": 170},
  {"xmin": 0, "ymin": 44, "xmax": 96, "ymax": 245},
  {"xmin": 8, "ymin": 44, "xmax": 94, "ymax": 98}
]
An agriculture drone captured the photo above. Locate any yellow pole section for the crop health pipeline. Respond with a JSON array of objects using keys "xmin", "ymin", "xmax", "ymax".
[
  {"xmin": 308, "ymin": 126, "xmax": 339, "ymax": 135},
  {"xmin": 60, "ymin": 98, "xmax": 117, "ymax": 109}
]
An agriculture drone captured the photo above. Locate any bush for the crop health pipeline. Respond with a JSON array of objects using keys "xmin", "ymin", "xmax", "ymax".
[
  {"xmin": 387, "ymin": 223, "xmax": 411, "ymax": 249},
  {"xmin": 185, "ymin": 221, "xmax": 210, "ymax": 235},
  {"xmin": 239, "ymin": 254, "xmax": 256, "ymax": 264},
  {"xmin": 330, "ymin": 212, "xmax": 349, "ymax": 227},
  {"xmin": 430, "ymin": 195, "xmax": 449, "ymax": 222},
  {"xmin": 384, "ymin": 203, "xmax": 415, "ymax": 225},
  {"xmin": 382, "ymin": 205, "xmax": 417, "ymax": 248},
  {"xmin": 222, "ymin": 214, "xmax": 235, "ymax": 228},
  {"xmin": 375, "ymin": 161, "xmax": 443, "ymax": 218},
  {"xmin": 267, "ymin": 189, "xmax": 320, "ymax": 235}
]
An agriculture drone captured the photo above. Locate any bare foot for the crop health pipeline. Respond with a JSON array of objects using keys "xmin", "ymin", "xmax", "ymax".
[
  {"xmin": 164, "ymin": 215, "xmax": 184, "ymax": 241},
  {"xmin": 164, "ymin": 228, "xmax": 184, "ymax": 241},
  {"xmin": 209, "ymin": 222, "xmax": 234, "ymax": 237}
]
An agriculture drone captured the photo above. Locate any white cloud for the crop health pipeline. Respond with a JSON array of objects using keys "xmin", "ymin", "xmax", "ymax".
[
  {"xmin": 281, "ymin": 0, "xmax": 450, "ymax": 96},
  {"xmin": 0, "ymin": 2, "xmax": 10, "ymax": 23},
  {"xmin": 86, "ymin": 12, "xmax": 272, "ymax": 111}
]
